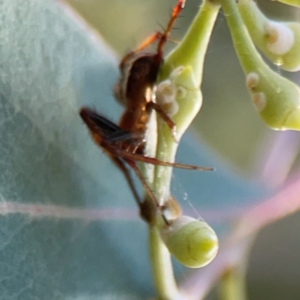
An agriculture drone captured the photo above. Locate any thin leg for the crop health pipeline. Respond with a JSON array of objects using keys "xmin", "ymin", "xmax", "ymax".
[
  {"xmin": 147, "ymin": 101, "xmax": 177, "ymax": 140},
  {"xmin": 114, "ymin": 147, "xmax": 214, "ymax": 171},
  {"xmin": 120, "ymin": 32, "xmax": 162, "ymax": 66},
  {"xmin": 122, "ymin": 0, "xmax": 186, "ymax": 63},
  {"xmin": 106, "ymin": 130, "xmax": 142, "ymax": 143},
  {"xmin": 135, "ymin": 32, "xmax": 162, "ymax": 52},
  {"xmin": 112, "ymin": 156, "xmax": 142, "ymax": 208},
  {"xmin": 125, "ymin": 159, "xmax": 169, "ymax": 225},
  {"xmin": 80, "ymin": 107, "xmax": 121, "ymax": 134},
  {"xmin": 156, "ymin": 0, "xmax": 186, "ymax": 55}
]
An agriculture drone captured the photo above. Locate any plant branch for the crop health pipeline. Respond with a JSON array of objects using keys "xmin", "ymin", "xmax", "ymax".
[
  {"xmin": 149, "ymin": 226, "xmax": 182, "ymax": 300},
  {"xmin": 147, "ymin": 0, "xmax": 220, "ymax": 298}
]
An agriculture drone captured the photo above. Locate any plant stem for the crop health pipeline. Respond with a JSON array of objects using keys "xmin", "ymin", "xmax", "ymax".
[
  {"xmin": 149, "ymin": 226, "xmax": 181, "ymax": 300},
  {"xmin": 218, "ymin": 232, "xmax": 256, "ymax": 300},
  {"xmin": 220, "ymin": 0, "xmax": 264, "ymax": 73},
  {"xmin": 219, "ymin": 266, "xmax": 248, "ymax": 300},
  {"xmin": 154, "ymin": 0, "xmax": 221, "ymax": 214},
  {"xmin": 148, "ymin": 1, "xmax": 220, "ymax": 299}
]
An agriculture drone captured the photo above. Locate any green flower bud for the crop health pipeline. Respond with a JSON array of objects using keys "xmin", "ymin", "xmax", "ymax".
[
  {"xmin": 238, "ymin": 0, "xmax": 300, "ymax": 71},
  {"xmin": 160, "ymin": 216, "xmax": 218, "ymax": 268},
  {"xmin": 245, "ymin": 70, "xmax": 300, "ymax": 130},
  {"xmin": 222, "ymin": 0, "xmax": 300, "ymax": 130}
]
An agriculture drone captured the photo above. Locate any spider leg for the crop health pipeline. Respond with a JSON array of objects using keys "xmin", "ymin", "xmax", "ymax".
[
  {"xmin": 115, "ymin": 148, "xmax": 214, "ymax": 171},
  {"xmin": 125, "ymin": 159, "xmax": 169, "ymax": 225},
  {"xmin": 147, "ymin": 101, "xmax": 177, "ymax": 141},
  {"xmin": 111, "ymin": 156, "xmax": 143, "ymax": 208},
  {"xmin": 156, "ymin": 0, "xmax": 186, "ymax": 55},
  {"xmin": 106, "ymin": 130, "xmax": 143, "ymax": 144}
]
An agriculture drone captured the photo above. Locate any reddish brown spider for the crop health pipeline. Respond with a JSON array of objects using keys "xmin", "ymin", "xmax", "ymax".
[
  {"xmin": 80, "ymin": 0, "xmax": 212, "ymax": 224},
  {"xmin": 113, "ymin": 0, "xmax": 187, "ymax": 145}
]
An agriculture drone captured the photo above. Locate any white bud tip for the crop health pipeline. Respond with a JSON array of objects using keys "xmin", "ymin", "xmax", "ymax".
[{"xmin": 266, "ymin": 21, "xmax": 294, "ymax": 55}]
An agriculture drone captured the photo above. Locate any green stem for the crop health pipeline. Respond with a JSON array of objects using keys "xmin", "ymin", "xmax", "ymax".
[
  {"xmin": 154, "ymin": 0, "xmax": 221, "ymax": 206},
  {"xmin": 220, "ymin": 0, "xmax": 264, "ymax": 73},
  {"xmin": 219, "ymin": 266, "xmax": 248, "ymax": 300},
  {"xmin": 218, "ymin": 233, "xmax": 256, "ymax": 300},
  {"xmin": 147, "ymin": 1, "xmax": 220, "ymax": 299},
  {"xmin": 149, "ymin": 226, "xmax": 180, "ymax": 300}
]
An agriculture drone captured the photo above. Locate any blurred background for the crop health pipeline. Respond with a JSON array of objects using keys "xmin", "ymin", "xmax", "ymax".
[{"xmin": 63, "ymin": 0, "xmax": 300, "ymax": 298}]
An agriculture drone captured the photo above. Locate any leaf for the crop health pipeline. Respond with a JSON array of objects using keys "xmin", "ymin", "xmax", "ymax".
[{"xmin": 0, "ymin": 1, "xmax": 269, "ymax": 299}]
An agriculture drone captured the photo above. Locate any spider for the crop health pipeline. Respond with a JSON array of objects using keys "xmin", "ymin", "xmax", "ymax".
[{"xmin": 80, "ymin": 0, "xmax": 212, "ymax": 224}]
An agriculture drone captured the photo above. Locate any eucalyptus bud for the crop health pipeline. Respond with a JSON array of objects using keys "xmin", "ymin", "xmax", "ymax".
[
  {"xmin": 238, "ymin": 0, "xmax": 300, "ymax": 71},
  {"xmin": 222, "ymin": 0, "xmax": 300, "ymax": 130},
  {"xmin": 245, "ymin": 70, "xmax": 300, "ymax": 130},
  {"xmin": 160, "ymin": 216, "xmax": 218, "ymax": 268}
]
